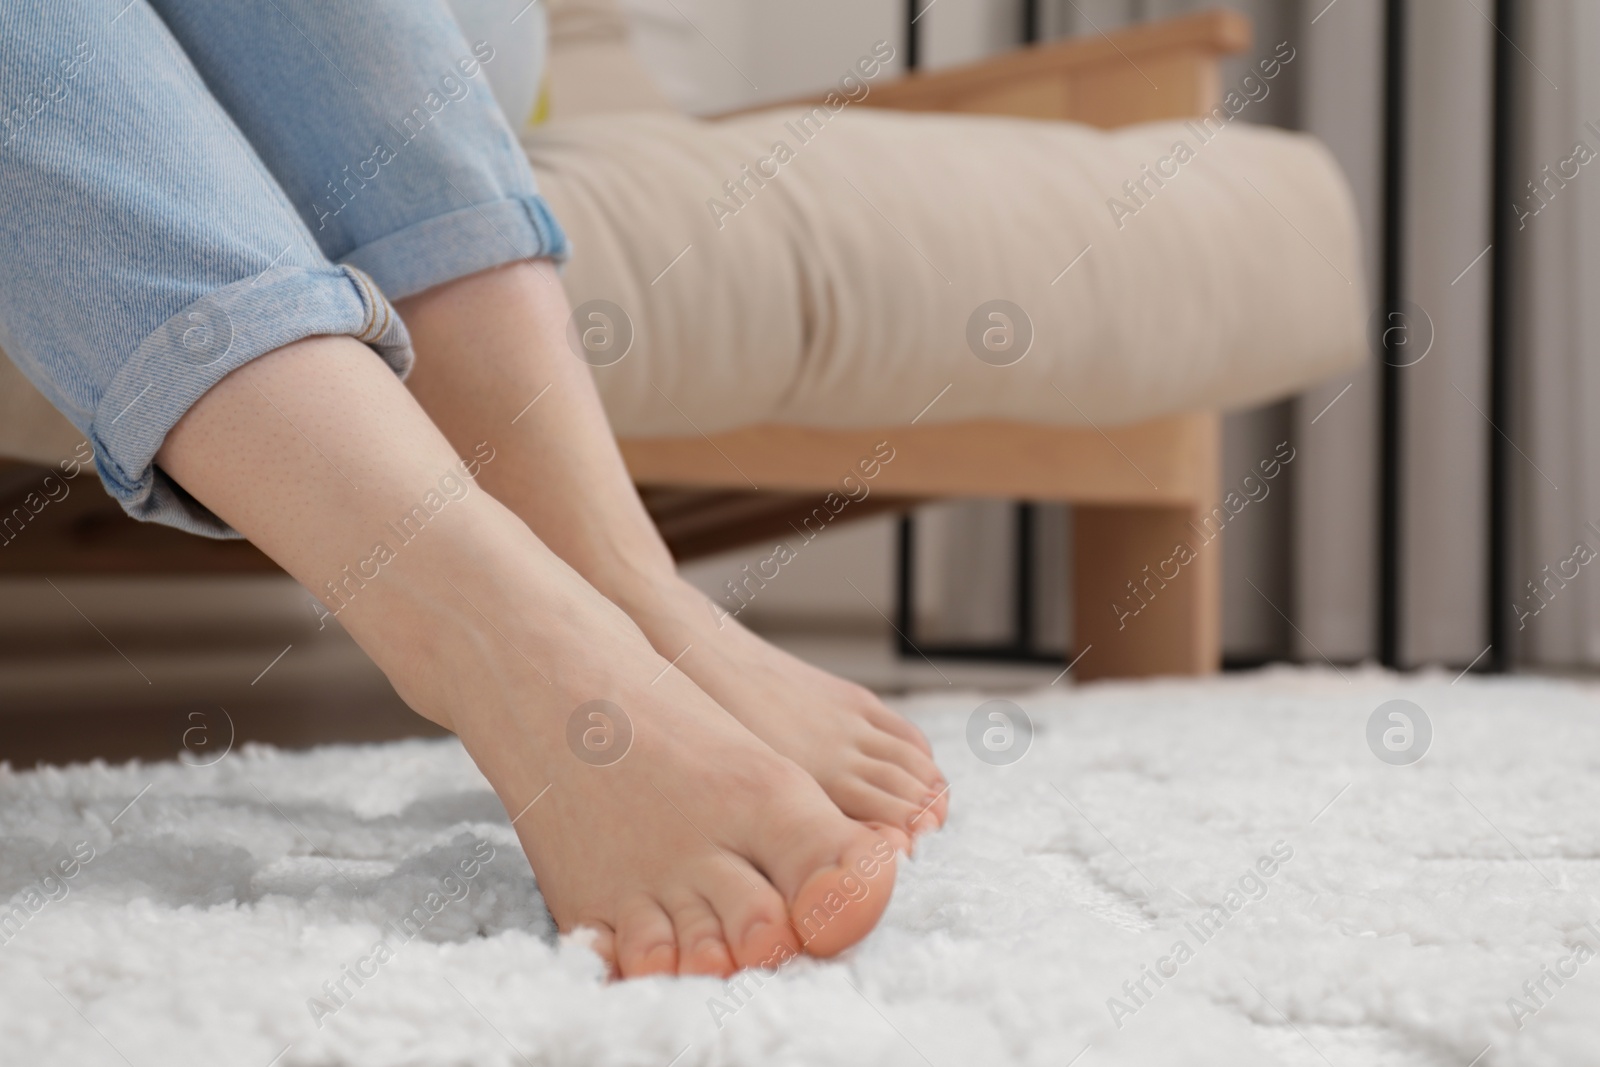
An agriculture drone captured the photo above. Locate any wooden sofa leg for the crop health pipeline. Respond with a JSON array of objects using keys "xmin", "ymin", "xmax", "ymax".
[{"xmin": 1072, "ymin": 504, "xmax": 1221, "ymax": 681}]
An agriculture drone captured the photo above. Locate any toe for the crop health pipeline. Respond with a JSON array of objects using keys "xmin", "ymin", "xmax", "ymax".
[
  {"xmin": 857, "ymin": 758, "xmax": 946, "ymax": 836},
  {"xmin": 857, "ymin": 757, "xmax": 936, "ymax": 810},
  {"xmin": 826, "ymin": 775, "xmax": 925, "ymax": 838},
  {"xmin": 614, "ymin": 896, "xmax": 678, "ymax": 978},
  {"xmin": 667, "ymin": 893, "xmax": 736, "ymax": 977},
  {"xmin": 864, "ymin": 700, "xmax": 934, "ymax": 756},
  {"xmin": 788, "ymin": 828, "xmax": 897, "ymax": 958},
  {"xmin": 860, "ymin": 731, "xmax": 945, "ymax": 792},
  {"xmin": 858, "ymin": 735, "xmax": 947, "ymax": 829},
  {"xmin": 699, "ymin": 860, "xmax": 802, "ymax": 972},
  {"xmin": 917, "ymin": 783, "xmax": 950, "ymax": 831}
]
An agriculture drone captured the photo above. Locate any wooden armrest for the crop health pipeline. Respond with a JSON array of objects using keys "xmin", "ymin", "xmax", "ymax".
[
  {"xmin": 717, "ymin": 8, "xmax": 1250, "ymax": 128},
  {"xmin": 874, "ymin": 7, "xmax": 1249, "ymax": 125}
]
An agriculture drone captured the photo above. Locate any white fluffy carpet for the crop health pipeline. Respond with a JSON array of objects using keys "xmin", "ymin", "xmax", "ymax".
[{"xmin": 4, "ymin": 668, "xmax": 1600, "ymax": 1067}]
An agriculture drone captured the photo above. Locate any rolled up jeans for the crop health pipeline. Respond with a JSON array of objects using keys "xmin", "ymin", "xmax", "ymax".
[{"xmin": 0, "ymin": 0, "xmax": 568, "ymax": 536}]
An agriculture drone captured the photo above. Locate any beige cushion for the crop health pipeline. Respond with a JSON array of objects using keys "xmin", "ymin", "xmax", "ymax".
[{"xmin": 528, "ymin": 106, "xmax": 1366, "ymax": 437}]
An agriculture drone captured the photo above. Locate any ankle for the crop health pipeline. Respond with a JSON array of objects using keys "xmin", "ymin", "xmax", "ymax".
[
  {"xmin": 324, "ymin": 501, "xmax": 589, "ymax": 730},
  {"xmin": 599, "ymin": 565, "xmax": 731, "ymax": 640}
]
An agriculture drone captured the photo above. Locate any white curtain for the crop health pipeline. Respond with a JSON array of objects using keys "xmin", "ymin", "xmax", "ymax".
[
  {"xmin": 1292, "ymin": 0, "xmax": 1384, "ymax": 664},
  {"xmin": 1509, "ymin": 0, "xmax": 1600, "ymax": 667},
  {"xmin": 1298, "ymin": 0, "xmax": 1600, "ymax": 671},
  {"xmin": 1294, "ymin": 0, "xmax": 1496, "ymax": 669},
  {"xmin": 1398, "ymin": 0, "xmax": 1494, "ymax": 666}
]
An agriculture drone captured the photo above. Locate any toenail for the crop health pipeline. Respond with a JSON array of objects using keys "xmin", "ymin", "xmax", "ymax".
[
  {"xmin": 690, "ymin": 936, "xmax": 727, "ymax": 963},
  {"xmin": 740, "ymin": 920, "xmax": 789, "ymax": 961}
]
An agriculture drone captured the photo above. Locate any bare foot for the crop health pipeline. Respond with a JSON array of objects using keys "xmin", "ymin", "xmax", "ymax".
[
  {"xmin": 390, "ymin": 261, "xmax": 945, "ymax": 847},
  {"xmin": 150, "ymin": 334, "xmax": 893, "ymax": 979},
  {"xmin": 392, "ymin": 545, "xmax": 899, "ymax": 978},
  {"xmin": 611, "ymin": 575, "xmax": 950, "ymax": 850}
]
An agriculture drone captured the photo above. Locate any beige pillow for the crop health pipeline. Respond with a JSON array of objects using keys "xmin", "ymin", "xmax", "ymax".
[{"xmin": 527, "ymin": 104, "xmax": 1366, "ymax": 438}]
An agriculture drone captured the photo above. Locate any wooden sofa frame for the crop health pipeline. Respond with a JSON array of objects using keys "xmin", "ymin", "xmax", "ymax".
[{"xmin": 0, "ymin": 9, "xmax": 1246, "ymax": 681}]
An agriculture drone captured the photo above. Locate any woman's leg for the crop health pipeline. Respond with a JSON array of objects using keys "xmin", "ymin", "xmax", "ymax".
[
  {"xmin": 156, "ymin": 334, "xmax": 897, "ymax": 976},
  {"xmin": 143, "ymin": 0, "xmax": 947, "ymax": 837},
  {"xmin": 396, "ymin": 262, "xmax": 949, "ymax": 842}
]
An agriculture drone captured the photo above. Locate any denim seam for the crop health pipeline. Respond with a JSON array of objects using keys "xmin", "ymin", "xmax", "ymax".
[
  {"xmin": 340, "ymin": 191, "xmax": 571, "ymax": 301},
  {"xmin": 518, "ymin": 193, "xmax": 573, "ymax": 267},
  {"xmin": 370, "ymin": 270, "xmax": 393, "ymax": 340},
  {"xmin": 349, "ymin": 268, "xmax": 377, "ymax": 340},
  {"xmin": 347, "ymin": 266, "xmax": 388, "ymax": 343}
]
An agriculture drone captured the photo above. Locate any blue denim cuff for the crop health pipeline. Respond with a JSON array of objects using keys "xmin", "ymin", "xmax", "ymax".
[
  {"xmin": 341, "ymin": 192, "xmax": 571, "ymax": 302},
  {"xmin": 90, "ymin": 264, "xmax": 412, "ymax": 539}
]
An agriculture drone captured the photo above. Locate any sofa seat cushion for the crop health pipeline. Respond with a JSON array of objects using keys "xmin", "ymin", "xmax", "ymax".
[{"xmin": 527, "ymin": 106, "xmax": 1366, "ymax": 438}]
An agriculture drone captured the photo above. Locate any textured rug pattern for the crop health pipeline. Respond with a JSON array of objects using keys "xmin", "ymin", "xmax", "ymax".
[{"xmin": 3, "ymin": 668, "xmax": 1599, "ymax": 1067}]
